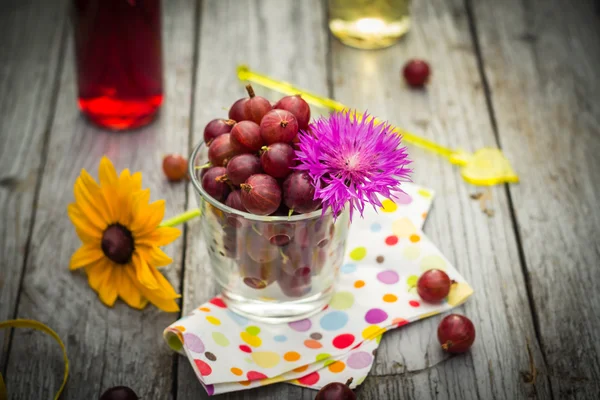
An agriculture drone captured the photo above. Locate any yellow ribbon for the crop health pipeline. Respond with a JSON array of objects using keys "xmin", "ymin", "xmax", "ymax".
[
  {"xmin": 0, "ymin": 319, "xmax": 69, "ymax": 400},
  {"xmin": 237, "ymin": 65, "xmax": 519, "ymax": 186}
]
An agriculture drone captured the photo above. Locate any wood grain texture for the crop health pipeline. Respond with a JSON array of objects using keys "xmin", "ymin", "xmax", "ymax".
[
  {"xmin": 177, "ymin": 0, "xmax": 329, "ymax": 398},
  {"xmin": 330, "ymin": 0, "xmax": 552, "ymax": 398},
  {"xmin": 0, "ymin": 0, "xmax": 67, "ymax": 367},
  {"xmin": 3, "ymin": 0, "xmax": 195, "ymax": 398},
  {"xmin": 471, "ymin": 0, "xmax": 600, "ymax": 398}
]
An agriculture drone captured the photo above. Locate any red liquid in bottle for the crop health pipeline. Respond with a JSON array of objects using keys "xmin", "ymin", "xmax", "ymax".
[{"xmin": 73, "ymin": 0, "xmax": 163, "ymax": 130}]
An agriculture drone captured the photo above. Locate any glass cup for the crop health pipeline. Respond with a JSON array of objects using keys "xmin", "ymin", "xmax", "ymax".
[
  {"xmin": 328, "ymin": 0, "xmax": 412, "ymax": 49},
  {"xmin": 189, "ymin": 141, "xmax": 350, "ymax": 323}
]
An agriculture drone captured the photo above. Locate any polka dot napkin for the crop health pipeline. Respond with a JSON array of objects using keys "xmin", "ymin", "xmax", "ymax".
[{"xmin": 163, "ymin": 183, "xmax": 474, "ymax": 395}]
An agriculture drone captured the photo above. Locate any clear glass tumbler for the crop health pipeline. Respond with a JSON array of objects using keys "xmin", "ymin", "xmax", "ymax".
[
  {"xmin": 189, "ymin": 142, "xmax": 350, "ymax": 323},
  {"xmin": 328, "ymin": 0, "xmax": 412, "ymax": 49}
]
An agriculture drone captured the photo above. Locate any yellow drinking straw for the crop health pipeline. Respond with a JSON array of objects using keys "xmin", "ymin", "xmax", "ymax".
[
  {"xmin": 237, "ymin": 65, "xmax": 519, "ymax": 186},
  {"xmin": 0, "ymin": 319, "xmax": 69, "ymax": 400}
]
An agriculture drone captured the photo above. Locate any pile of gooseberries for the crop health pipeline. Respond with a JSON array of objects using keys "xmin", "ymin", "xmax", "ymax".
[{"xmin": 200, "ymin": 85, "xmax": 317, "ymax": 217}]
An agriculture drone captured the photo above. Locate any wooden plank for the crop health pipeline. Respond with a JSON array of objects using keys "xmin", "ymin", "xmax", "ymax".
[
  {"xmin": 3, "ymin": 0, "xmax": 196, "ymax": 398},
  {"xmin": 0, "ymin": 0, "xmax": 67, "ymax": 367},
  {"xmin": 471, "ymin": 0, "xmax": 600, "ymax": 398},
  {"xmin": 330, "ymin": 0, "xmax": 553, "ymax": 398},
  {"xmin": 177, "ymin": 0, "xmax": 330, "ymax": 398}
]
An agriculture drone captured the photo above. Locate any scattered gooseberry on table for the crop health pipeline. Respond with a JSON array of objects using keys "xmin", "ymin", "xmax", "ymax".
[
  {"xmin": 99, "ymin": 386, "xmax": 139, "ymax": 400},
  {"xmin": 417, "ymin": 269, "xmax": 452, "ymax": 303},
  {"xmin": 162, "ymin": 154, "xmax": 187, "ymax": 182},
  {"xmin": 437, "ymin": 314, "xmax": 476, "ymax": 353},
  {"xmin": 403, "ymin": 59, "xmax": 431, "ymax": 87},
  {"xmin": 315, "ymin": 378, "xmax": 356, "ymax": 400}
]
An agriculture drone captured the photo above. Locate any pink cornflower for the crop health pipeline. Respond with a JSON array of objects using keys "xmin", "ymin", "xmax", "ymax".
[{"xmin": 295, "ymin": 111, "xmax": 412, "ymax": 220}]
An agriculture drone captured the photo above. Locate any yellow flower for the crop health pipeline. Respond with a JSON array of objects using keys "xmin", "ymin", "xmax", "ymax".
[{"xmin": 68, "ymin": 157, "xmax": 181, "ymax": 312}]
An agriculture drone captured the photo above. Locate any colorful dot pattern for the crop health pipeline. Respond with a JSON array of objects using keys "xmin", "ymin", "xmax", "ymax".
[{"xmin": 163, "ymin": 182, "xmax": 474, "ymax": 395}]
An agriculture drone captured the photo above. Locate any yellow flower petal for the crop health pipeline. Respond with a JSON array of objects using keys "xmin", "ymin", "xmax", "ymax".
[
  {"xmin": 116, "ymin": 266, "xmax": 148, "ymax": 310},
  {"xmin": 126, "ymin": 268, "xmax": 180, "ymax": 312},
  {"xmin": 70, "ymin": 243, "xmax": 105, "ymax": 270},
  {"xmin": 79, "ymin": 169, "xmax": 114, "ymax": 224},
  {"xmin": 67, "ymin": 203, "xmax": 103, "ymax": 240},
  {"xmin": 119, "ymin": 188, "xmax": 149, "ymax": 227},
  {"xmin": 74, "ymin": 178, "xmax": 110, "ymax": 230},
  {"xmin": 136, "ymin": 226, "xmax": 181, "ymax": 247},
  {"xmin": 86, "ymin": 259, "xmax": 113, "ymax": 292},
  {"xmin": 132, "ymin": 251, "xmax": 160, "ymax": 290},
  {"xmin": 99, "ymin": 156, "xmax": 118, "ymax": 189},
  {"xmin": 129, "ymin": 171, "xmax": 142, "ymax": 192},
  {"xmin": 130, "ymin": 200, "xmax": 165, "ymax": 235},
  {"xmin": 138, "ymin": 245, "xmax": 173, "ymax": 267},
  {"xmin": 98, "ymin": 270, "xmax": 118, "ymax": 307},
  {"xmin": 149, "ymin": 266, "xmax": 180, "ymax": 299}
]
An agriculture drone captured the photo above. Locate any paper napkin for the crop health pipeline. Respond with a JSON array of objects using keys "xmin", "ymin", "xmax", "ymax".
[{"xmin": 164, "ymin": 183, "xmax": 473, "ymax": 395}]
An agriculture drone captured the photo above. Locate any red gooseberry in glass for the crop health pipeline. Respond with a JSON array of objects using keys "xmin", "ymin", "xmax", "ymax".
[
  {"xmin": 260, "ymin": 142, "xmax": 296, "ymax": 179},
  {"xmin": 225, "ymin": 190, "xmax": 247, "ymax": 228},
  {"xmin": 243, "ymin": 228, "xmax": 279, "ymax": 263},
  {"xmin": 259, "ymin": 222, "xmax": 295, "ymax": 247},
  {"xmin": 417, "ymin": 269, "xmax": 452, "ymax": 303},
  {"xmin": 278, "ymin": 271, "xmax": 311, "ymax": 298},
  {"xmin": 162, "ymin": 154, "xmax": 187, "ymax": 182},
  {"xmin": 201, "ymin": 166, "xmax": 230, "ymax": 202},
  {"xmin": 100, "ymin": 386, "xmax": 139, "ymax": 400},
  {"xmin": 226, "ymin": 154, "xmax": 262, "ymax": 186},
  {"xmin": 221, "ymin": 225, "xmax": 238, "ymax": 258},
  {"xmin": 315, "ymin": 379, "xmax": 356, "ymax": 400},
  {"xmin": 274, "ymin": 94, "xmax": 311, "ymax": 130},
  {"xmin": 240, "ymin": 174, "xmax": 282, "ymax": 216},
  {"xmin": 283, "ymin": 171, "xmax": 321, "ymax": 213},
  {"xmin": 208, "ymin": 133, "xmax": 239, "ymax": 167},
  {"xmin": 243, "ymin": 84, "xmax": 272, "ymax": 124},
  {"xmin": 281, "ymin": 245, "xmax": 314, "ymax": 278},
  {"xmin": 225, "ymin": 190, "xmax": 245, "ymax": 211},
  {"xmin": 203, "ymin": 118, "xmax": 235, "ymax": 144},
  {"xmin": 229, "ymin": 95, "xmax": 249, "ymax": 121},
  {"xmin": 239, "ymin": 256, "xmax": 279, "ymax": 289},
  {"xmin": 437, "ymin": 314, "xmax": 476, "ymax": 354},
  {"xmin": 230, "ymin": 120, "xmax": 264, "ymax": 153},
  {"xmin": 403, "ymin": 59, "xmax": 431, "ymax": 88},
  {"xmin": 259, "ymin": 109, "xmax": 298, "ymax": 144}
]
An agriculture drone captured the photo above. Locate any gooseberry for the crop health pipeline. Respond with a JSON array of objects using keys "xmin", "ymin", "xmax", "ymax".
[
  {"xmin": 99, "ymin": 386, "xmax": 139, "ymax": 400},
  {"xmin": 260, "ymin": 143, "xmax": 296, "ymax": 179},
  {"xmin": 283, "ymin": 171, "xmax": 320, "ymax": 213},
  {"xmin": 260, "ymin": 109, "xmax": 298, "ymax": 144},
  {"xmin": 315, "ymin": 379, "xmax": 356, "ymax": 400},
  {"xmin": 417, "ymin": 269, "xmax": 452, "ymax": 303},
  {"xmin": 403, "ymin": 59, "xmax": 431, "ymax": 87},
  {"xmin": 203, "ymin": 118, "xmax": 235, "ymax": 144},
  {"xmin": 274, "ymin": 95, "xmax": 311, "ymax": 130},
  {"xmin": 201, "ymin": 167, "xmax": 230, "ymax": 202},
  {"xmin": 226, "ymin": 154, "xmax": 262, "ymax": 186},
  {"xmin": 240, "ymin": 174, "xmax": 282, "ymax": 215},
  {"xmin": 208, "ymin": 133, "xmax": 238, "ymax": 166},
  {"xmin": 437, "ymin": 314, "xmax": 476, "ymax": 353},
  {"xmin": 162, "ymin": 154, "xmax": 187, "ymax": 182},
  {"xmin": 230, "ymin": 120, "xmax": 264, "ymax": 153},
  {"xmin": 243, "ymin": 84, "xmax": 272, "ymax": 124}
]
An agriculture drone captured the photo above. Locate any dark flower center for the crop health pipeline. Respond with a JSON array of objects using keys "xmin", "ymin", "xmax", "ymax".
[{"xmin": 101, "ymin": 224, "xmax": 134, "ymax": 264}]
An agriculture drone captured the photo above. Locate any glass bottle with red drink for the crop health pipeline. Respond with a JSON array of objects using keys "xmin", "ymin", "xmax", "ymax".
[{"xmin": 72, "ymin": 0, "xmax": 163, "ymax": 130}]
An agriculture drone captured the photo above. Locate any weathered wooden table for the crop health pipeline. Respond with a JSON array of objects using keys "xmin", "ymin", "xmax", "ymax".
[{"xmin": 1, "ymin": 0, "xmax": 599, "ymax": 399}]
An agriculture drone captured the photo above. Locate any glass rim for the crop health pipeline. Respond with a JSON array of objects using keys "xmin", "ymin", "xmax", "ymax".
[{"xmin": 188, "ymin": 140, "xmax": 334, "ymax": 222}]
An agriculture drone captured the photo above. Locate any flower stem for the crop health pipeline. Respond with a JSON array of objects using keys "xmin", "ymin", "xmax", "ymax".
[{"xmin": 160, "ymin": 209, "xmax": 202, "ymax": 227}]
